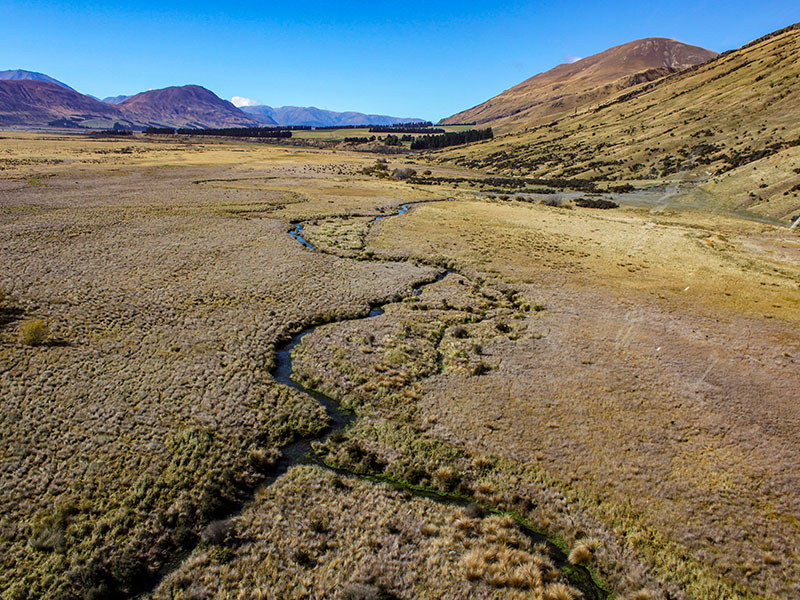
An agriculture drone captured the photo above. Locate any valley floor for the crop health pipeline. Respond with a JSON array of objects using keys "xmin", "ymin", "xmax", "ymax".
[{"xmin": 0, "ymin": 133, "xmax": 798, "ymax": 600}]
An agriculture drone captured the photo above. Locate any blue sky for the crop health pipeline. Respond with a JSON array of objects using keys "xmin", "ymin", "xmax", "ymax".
[{"xmin": 3, "ymin": 1, "xmax": 798, "ymax": 120}]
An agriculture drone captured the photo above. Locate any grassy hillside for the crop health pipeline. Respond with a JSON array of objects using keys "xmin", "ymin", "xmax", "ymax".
[{"xmin": 435, "ymin": 24, "xmax": 800, "ymax": 221}]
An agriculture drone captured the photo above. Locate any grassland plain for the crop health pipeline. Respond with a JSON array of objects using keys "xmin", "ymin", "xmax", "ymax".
[
  {"xmin": 1, "ymin": 132, "xmax": 798, "ymax": 600},
  {"xmin": 434, "ymin": 24, "xmax": 800, "ymax": 222},
  {"xmin": 0, "ymin": 133, "xmax": 456, "ymax": 599},
  {"xmin": 291, "ymin": 198, "xmax": 799, "ymax": 599}
]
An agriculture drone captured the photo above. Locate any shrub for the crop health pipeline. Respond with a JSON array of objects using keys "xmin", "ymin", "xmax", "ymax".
[
  {"xmin": 20, "ymin": 319, "xmax": 50, "ymax": 346},
  {"xmin": 541, "ymin": 196, "xmax": 562, "ymax": 207},
  {"xmin": 472, "ymin": 362, "xmax": 491, "ymax": 376},
  {"xmin": 391, "ymin": 168, "xmax": 417, "ymax": 180},
  {"xmin": 433, "ymin": 466, "xmax": 459, "ymax": 491},
  {"xmin": 27, "ymin": 527, "xmax": 65, "ymax": 552}
]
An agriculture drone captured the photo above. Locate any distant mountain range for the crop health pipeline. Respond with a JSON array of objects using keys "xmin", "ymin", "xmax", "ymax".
[
  {"xmin": 0, "ymin": 80, "xmax": 262, "ymax": 129},
  {"xmin": 102, "ymin": 95, "xmax": 130, "ymax": 105},
  {"xmin": 116, "ymin": 86, "xmax": 257, "ymax": 128},
  {"xmin": 440, "ymin": 38, "xmax": 717, "ymax": 130},
  {"xmin": 241, "ymin": 105, "xmax": 420, "ymax": 127},
  {"xmin": 0, "ymin": 70, "xmax": 421, "ymax": 130}
]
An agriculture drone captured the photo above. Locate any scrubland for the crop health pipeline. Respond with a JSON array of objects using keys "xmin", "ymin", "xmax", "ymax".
[{"xmin": 1, "ymin": 132, "xmax": 798, "ymax": 600}]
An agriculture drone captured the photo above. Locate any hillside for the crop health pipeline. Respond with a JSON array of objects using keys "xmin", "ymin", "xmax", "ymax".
[
  {"xmin": 440, "ymin": 38, "xmax": 717, "ymax": 131},
  {"xmin": 0, "ymin": 69, "xmax": 76, "ymax": 92},
  {"xmin": 0, "ymin": 80, "xmax": 129, "ymax": 128},
  {"xmin": 436, "ymin": 24, "xmax": 800, "ymax": 221},
  {"xmin": 241, "ymin": 104, "xmax": 420, "ymax": 127},
  {"xmin": 119, "ymin": 85, "xmax": 259, "ymax": 128}
]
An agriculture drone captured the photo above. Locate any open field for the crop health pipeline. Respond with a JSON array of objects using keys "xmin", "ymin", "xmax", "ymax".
[{"xmin": 1, "ymin": 132, "xmax": 799, "ymax": 600}]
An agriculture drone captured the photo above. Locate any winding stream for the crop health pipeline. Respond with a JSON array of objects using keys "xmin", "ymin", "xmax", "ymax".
[
  {"xmin": 270, "ymin": 203, "xmax": 608, "ymax": 599},
  {"xmin": 150, "ymin": 200, "xmax": 608, "ymax": 598},
  {"xmin": 271, "ymin": 286, "xmax": 607, "ymax": 599}
]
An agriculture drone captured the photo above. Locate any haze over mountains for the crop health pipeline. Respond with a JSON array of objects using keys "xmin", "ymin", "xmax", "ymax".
[
  {"xmin": 241, "ymin": 105, "xmax": 420, "ymax": 127},
  {"xmin": 441, "ymin": 38, "xmax": 718, "ymax": 130}
]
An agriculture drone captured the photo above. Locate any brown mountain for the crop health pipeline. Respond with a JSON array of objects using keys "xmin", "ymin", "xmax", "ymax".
[
  {"xmin": 441, "ymin": 38, "xmax": 717, "ymax": 130},
  {"xmin": 118, "ymin": 85, "xmax": 259, "ymax": 128},
  {"xmin": 0, "ymin": 81, "xmax": 260, "ymax": 129},
  {"xmin": 0, "ymin": 79, "xmax": 130, "ymax": 128}
]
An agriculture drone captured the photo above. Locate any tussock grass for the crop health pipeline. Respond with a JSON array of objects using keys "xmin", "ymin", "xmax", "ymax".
[{"xmin": 19, "ymin": 319, "xmax": 49, "ymax": 346}]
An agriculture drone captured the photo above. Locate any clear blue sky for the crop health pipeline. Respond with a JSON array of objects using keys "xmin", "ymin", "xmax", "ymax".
[{"xmin": 3, "ymin": 1, "xmax": 798, "ymax": 120}]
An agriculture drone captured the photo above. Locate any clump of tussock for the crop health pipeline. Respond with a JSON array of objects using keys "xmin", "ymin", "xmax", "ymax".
[
  {"xmin": 567, "ymin": 542, "xmax": 592, "ymax": 565},
  {"xmin": 459, "ymin": 513, "xmax": 576, "ymax": 595},
  {"xmin": 19, "ymin": 319, "xmax": 50, "ymax": 346}
]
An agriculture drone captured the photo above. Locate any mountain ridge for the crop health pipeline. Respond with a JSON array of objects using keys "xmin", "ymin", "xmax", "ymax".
[
  {"xmin": 118, "ymin": 85, "xmax": 259, "ymax": 128},
  {"xmin": 440, "ymin": 37, "xmax": 717, "ymax": 130},
  {"xmin": 0, "ymin": 81, "xmax": 260, "ymax": 129},
  {"xmin": 436, "ymin": 24, "xmax": 800, "ymax": 221}
]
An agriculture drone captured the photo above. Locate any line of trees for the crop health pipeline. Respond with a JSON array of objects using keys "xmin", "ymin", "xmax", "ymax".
[
  {"xmin": 313, "ymin": 124, "xmax": 372, "ymax": 130},
  {"xmin": 369, "ymin": 126, "xmax": 444, "ymax": 134},
  {"xmin": 410, "ymin": 128, "xmax": 494, "ymax": 150},
  {"xmin": 144, "ymin": 127, "xmax": 292, "ymax": 138}
]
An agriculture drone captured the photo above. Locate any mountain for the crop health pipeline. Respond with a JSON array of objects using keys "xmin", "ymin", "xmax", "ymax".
[
  {"xmin": 0, "ymin": 81, "xmax": 261, "ymax": 129},
  {"xmin": 237, "ymin": 106, "xmax": 278, "ymax": 126},
  {"xmin": 118, "ymin": 85, "xmax": 259, "ymax": 128},
  {"xmin": 436, "ymin": 24, "xmax": 800, "ymax": 221},
  {"xmin": 0, "ymin": 69, "xmax": 77, "ymax": 92},
  {"xmin": 440, "ymin": 38, "xmax": 717, "ymax": 130},
  {"xmin": 102, "ymin": 95, "xmax": 130, "ymax": 105},
  {"xmin": 0, "ymin": 80, "xmax": 130, "ymax": 128},
  {"xmin": 241, "ymin": 105, "xmax": 421, "ymax": 127}
]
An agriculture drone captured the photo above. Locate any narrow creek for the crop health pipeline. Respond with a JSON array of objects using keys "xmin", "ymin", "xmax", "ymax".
[
  {"xmin": 148, "ymin": 201, "xmax": 608, "ymax": 599},
  {"xmin": 272, "ymin": 288, "xmax": 608, "ymax": 599},
  {"xmin": 272, "ymin": 203, "xmax": 609, "ymax": 599}
]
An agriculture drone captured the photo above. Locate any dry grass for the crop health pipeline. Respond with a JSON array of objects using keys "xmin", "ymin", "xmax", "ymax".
[
  {"xmin": 0, "ymin": 133, "xmax": 440, "ymax": 599},
  {"xmin": 3, "ymin": 130, "xmax": 798, "ymax": 600},
  {"xmin": 293, "ymin": 199, "xmax": 799, "ymax": 598},
  {"xmin": 153, "ymin": 466, "xmax": 578, "ymax": 600},
  {"xmin": 436, "ymin": 26, "xmax": 800, "ymax": 221}
]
